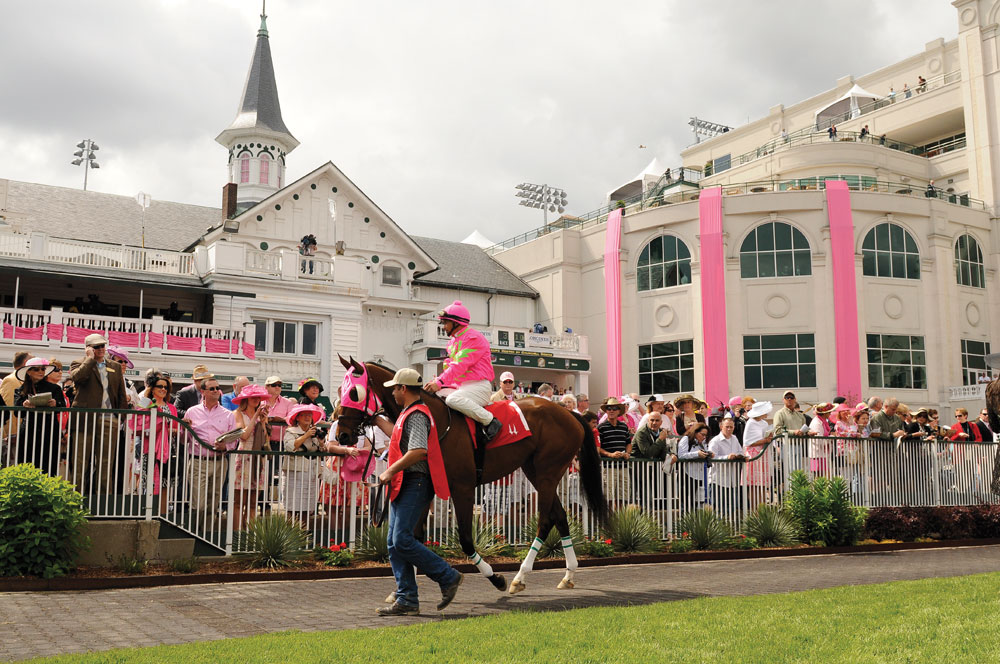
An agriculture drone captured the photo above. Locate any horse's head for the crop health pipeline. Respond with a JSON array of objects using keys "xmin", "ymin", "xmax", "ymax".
[{"xmin": 335, "ymin": 355, "xmax": 382, "ymax": 447}]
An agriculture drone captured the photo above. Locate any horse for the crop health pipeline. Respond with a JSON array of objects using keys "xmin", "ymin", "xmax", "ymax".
[{"xmin": 334, "ymin": 356, "xmax": 608, "ymax": 596}]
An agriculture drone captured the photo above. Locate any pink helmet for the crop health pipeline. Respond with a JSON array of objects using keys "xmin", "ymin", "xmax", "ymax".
[{"xmin": 437, "ymin": 300, "xmax": 471, "ymax": 325}]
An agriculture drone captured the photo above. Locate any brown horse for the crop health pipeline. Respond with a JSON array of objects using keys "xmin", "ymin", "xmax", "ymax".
[{"xmin": 335, "ymin": 357, "xmax": 608, "ymax": 595}]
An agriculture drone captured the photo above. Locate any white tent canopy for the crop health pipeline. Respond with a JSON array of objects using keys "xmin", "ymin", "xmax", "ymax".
[
  {"xmin": 461, "ymin": 230, "xmax": 495, "ymax": 249},
  {"xmin": 815, "ymin": 83, "xmax": 882, "ymax": 128},
  {"xmin": 607, "ymin": 157, "xmax": 669, "ymax": 201}
]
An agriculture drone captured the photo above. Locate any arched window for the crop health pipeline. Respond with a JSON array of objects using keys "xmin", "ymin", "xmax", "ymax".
[
  {"xmin": 862, "ymin": 222, "xmax": 920, "ymax": 279},
  {"xmin": 739, "ymin": 222, "xmax": 811, "ymax": 278},
  {"xmin": 955, "ymin": 234, "xmax": 985, "ymax": 288},
  {"xmin": 259, "ymin": 154, "xmax": 271, "ymax": 185},
  {"xmin": 239, "ymin": 156, "xmax": 250, "ymax": 184},
  {"xmin": 637, "ymin": 235, "xmax": 691, "ymax": 292}
]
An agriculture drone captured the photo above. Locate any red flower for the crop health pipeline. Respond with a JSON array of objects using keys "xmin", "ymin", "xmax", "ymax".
[
  {"xmin": 433, "ymin": 541, "xmax": 440, "ymax": 547},
  {"xmin": 739, "ymin": 534, "xmax": 746, "ymax": 539},
  {"xmin": 604, "ymin": 538, "xmax": 612, "ymax": 545},
  {"xmin": 682, "ymin": 532, "xmax": 689, "ymax": 537},
  {"xmin": 340, "ymin": 542, "xmax": 347, "ymax": 548}
]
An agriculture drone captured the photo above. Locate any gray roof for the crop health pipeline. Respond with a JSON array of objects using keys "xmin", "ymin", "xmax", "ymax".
[
  {"xmin": 4, "ymin": 180, "xmax": 220, "ymax": 251},
  {"xmin": 411, "ymin": 236, "xmax": 537, "ymax": 298},
  {"xmin": 217, "ymin": 15, "xmax": 296, "ymax": 142}
]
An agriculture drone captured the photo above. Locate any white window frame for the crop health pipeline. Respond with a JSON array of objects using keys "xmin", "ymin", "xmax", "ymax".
[{"xmin": 251, "ymin": 317, "xmax": 320, "ymax": 357}]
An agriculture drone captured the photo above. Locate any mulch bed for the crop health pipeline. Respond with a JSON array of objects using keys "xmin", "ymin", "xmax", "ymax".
[{"xmin": 3, "ymin": 538, "xmax": 999, "ymax": 592}]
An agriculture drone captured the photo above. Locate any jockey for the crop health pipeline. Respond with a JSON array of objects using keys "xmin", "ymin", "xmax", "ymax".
[{"xmin": 423, "ymin": 300, "xmax": 502, "ymax": 441}]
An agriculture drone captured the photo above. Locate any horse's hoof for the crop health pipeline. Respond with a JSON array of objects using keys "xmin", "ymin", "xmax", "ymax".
[
  {"xmin": 508, "ymin": 580, "xmax": 526, "ymax": 595},
  {"xmin": 557, "ymin": 579, "xmax": 574, "ymax": 590},
  {"xmin": 384, "ymin": 591, "xmax": 396, "ymax": 604},
  {"xmin": 489, "ymin": 574, "xmax": 507, "ymax": 592}
]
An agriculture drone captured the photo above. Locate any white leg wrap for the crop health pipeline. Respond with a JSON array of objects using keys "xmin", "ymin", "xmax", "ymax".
[
  {"xmin": 470, "ymin": 552, "xmax": 494, "ymax": 577},
  {"xmin": 561, "ymin": 536, "xmax": 578, "ymax": 572},
  {"xmin": 514, "ymin": 537, "xmax": 544, "ymax": 581}
]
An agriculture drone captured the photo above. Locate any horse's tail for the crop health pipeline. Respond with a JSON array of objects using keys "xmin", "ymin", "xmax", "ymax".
[{"xmin": 572, "ymin": 411, "xmax": 609, "ymax": 525}]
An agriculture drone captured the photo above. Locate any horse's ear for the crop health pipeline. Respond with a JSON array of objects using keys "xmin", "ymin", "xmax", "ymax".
[
  {"xmin": 338, "ymin": 354, "xmax": 352, "ymax": 370},
  {"xmin": 350, "ymin": 357, "xmax": 366, "ymax": 376}
]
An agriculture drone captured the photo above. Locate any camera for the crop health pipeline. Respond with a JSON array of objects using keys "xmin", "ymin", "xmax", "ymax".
[{"xmin": 313, "ymin": 421, "xmax": 332, "ymax": 433}]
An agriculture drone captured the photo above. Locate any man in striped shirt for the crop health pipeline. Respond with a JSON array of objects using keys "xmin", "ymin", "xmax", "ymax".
[{"xmin": 597, "ymin": 397, "xmax": 632, "ymax": 507}]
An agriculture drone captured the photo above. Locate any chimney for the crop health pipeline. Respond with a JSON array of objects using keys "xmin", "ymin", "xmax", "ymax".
[{"xmin": 222, "ymin": 183, "xmax": 238, "ymax": 220}]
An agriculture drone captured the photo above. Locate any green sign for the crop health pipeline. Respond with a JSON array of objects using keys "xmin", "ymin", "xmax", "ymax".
[{"xmin": 425, "ymin": 348, "xmax": 589, "ymax": 371}]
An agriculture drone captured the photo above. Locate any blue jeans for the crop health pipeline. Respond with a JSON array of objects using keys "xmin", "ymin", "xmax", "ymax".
[{"xmin": 386, "ymin": 473, "xmax": 458, "ymax": 608}]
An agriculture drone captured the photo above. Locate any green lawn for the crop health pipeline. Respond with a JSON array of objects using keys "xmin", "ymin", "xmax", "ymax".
[{"xmin": 30, "ymin": 572, "xmax": 1000, "ymax": 663}]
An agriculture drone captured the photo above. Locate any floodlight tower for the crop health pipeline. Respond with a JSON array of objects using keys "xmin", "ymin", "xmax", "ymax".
[
  {"xmin": 514, "ymin": 182, "xmax": 568, "ymax": 225},
  {"xmin": 71, "ymin": 139, "xmax": 100, "ymax": 190}
]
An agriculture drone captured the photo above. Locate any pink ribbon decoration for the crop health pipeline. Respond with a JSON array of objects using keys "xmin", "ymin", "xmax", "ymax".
[
  {"xmin": 241, "ymin": 342, "xmax": 256, "ymax": 360},
  {"xmin": 108, "ymin": 331, "xmax": 141, "ymax": 348},
  {"xmin": 604, "ymin": 208, "xmax": 624, "ymax": 398},
  {"xmin": 825, "ymin": 180, "xmax": 863, "ymax": 400},
  {"xmin": 205, "ymin": 338, "xmax": 240, "ymax": 354},
  {"xmin": 142, "ymin": 332, "xmax": 164, "ymax": 348},
  {"xmin": 45, "ymin": 324, "xmax": 65, "ymax": 341},
  {"xmin": 66, "ymin": 326, "xmax": 98, "ymax": 344},
  {"xmin": 698, "ymin": 187, "xmax": 730, "ymax": 409},
  {"xmin": 166, "ymin": 335, "xmax": 203, "ymax": 352}
]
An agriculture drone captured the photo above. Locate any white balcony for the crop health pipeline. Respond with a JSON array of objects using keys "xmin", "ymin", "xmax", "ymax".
[
  {"xmin": 409, "ymin": 320, "xmax": 588, "ymax": 355},
  {"xmin": 0, "ymin": 306, "xmax": 256, "ymax": 365},
  {"xmin": 949, "ymin": 384, "xmax": 987, "ymax": 402}
]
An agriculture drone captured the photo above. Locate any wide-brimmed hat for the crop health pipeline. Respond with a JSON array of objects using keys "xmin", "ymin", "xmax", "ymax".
[
  {"xmin": 192, "ymin": 365, "xmax": 214, "ymax": 380},
  {"xmin": 673, "ymin": 394, "xmax": 698, "ymax": 408},
  {"xmin": 747, "ymin": 401, "xmax": 773, "ymax": 419},
  {"xmin": 107, "ymin": 346, "xmax": 134, "ymax": 369},
  {"xmin": 832, "ymin": 403, "xmax": 853, "ymax": 416},
  {"xmin": 264, "ymin": 375, "xmax": 282, "ymax": 386},
  {"xmin": 912, "ymin": 408, "xmax": 930, "ymax": 419},
  {"xmin": 383, "ymin": 368, "xmax": 422, "ymax": 387},
  {"xmin": 728, "ymin": 395, "xmax": 743, "ymax": 408},
  {"xmin": 15, "ymin": 357, "xmax": 55, "ymax": 382},
  {"xmin": 601, "ymin": 397, "xmax": 625, "ymax": 412},
  {"xmin": 646, "ymin": 393, "xmax": 668, "ymax": 406},
  {"xmin": 232, "ymin": 384, "xmax": 268, "ymax": 404},
  {"xmin": 814, "ymin": 402, "xmax": 835, "ymax": 414},
  {"xmin": 298, "ymin": 377, "xmax": 325, "ymax": 395},
  {"xmin": 854, "ymin": 402, "xmax": 868, "ymax": 412},
  {"xmin": 84, "ymin": 333, "xmax": 108, "ymax": 347},
  {"xmin": 341, "ymin": 450, "xmax": 376, "ymax": 483},
  {"xmin": 286, "ymin": 404, "xmax": 326, "ymax": 427}
]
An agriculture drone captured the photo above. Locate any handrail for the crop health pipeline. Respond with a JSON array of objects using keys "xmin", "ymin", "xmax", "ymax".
[
  {"xmin": 486, "ymin": 174, "xmax": 986, "ymax": 255},
  {"xmin": 814, "ymin": 70, "xmax": 961, "ymax": 132}
]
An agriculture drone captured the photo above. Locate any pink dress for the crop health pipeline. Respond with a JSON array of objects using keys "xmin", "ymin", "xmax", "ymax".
[
  {"xmin": 742, "ymin": 418, "xmax": 772, "ymax": 486},
  {"xmin": 129, "ymin": 402, "xmax": 176, "ymax": 495},
  {"xmin": 233, "ymin": 409, "xmax": 267, "ymax": 490}
]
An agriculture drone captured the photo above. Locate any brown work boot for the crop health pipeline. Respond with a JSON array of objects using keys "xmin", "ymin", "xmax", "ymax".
[{"xmin": 376, "ymin": 601, "xmax": 419, "ymax": 617}]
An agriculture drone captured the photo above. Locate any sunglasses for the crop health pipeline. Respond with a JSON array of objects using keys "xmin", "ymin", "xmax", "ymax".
[
  {"xmin": 268, "ymin": 383, "xmax": 283, "ymax": 388},
  {"xmin": 202, "ymin": 386, "xmax": 221, "ymax": 392},
  {"xmin": 502, "ymin": 380, "xmax": 514, "ymax": 384},
  {"xmin": 91, "ymin": 344, "xmax": 106, "ymax": 350},
  {"xmin": 154, "ymin": 383, "xmax": 169, "ymax": 389}
]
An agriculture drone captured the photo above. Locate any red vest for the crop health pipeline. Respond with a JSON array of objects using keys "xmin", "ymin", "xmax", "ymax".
[{"xmin": 388, "ymin": 401, "xmax": 450, "ymax": 502}]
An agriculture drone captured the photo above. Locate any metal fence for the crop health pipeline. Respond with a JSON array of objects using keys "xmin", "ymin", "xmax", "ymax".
[{"xmin": 1, "ymin": 406, "xmax": 997, "ymax": 553}]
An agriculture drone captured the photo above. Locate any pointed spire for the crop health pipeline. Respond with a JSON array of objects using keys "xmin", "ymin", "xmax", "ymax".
[
  {"xmin": 216, "ymin": 4, "xmax": 298, "ymax": 150},
  {"xmin": 258, "ymin": 0, "xmax": 268, "ymax": 37}
]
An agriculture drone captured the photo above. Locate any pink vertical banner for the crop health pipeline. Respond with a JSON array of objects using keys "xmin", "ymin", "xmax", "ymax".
[
  {"xmin": 604, "ymin": 208, "xmax": 624, "ymax": 398},
  {"xmin": 825, "ymin": 180, "xmax": 862, "ymax": 400},
  {"xmin": 698, "ymin": 187, "xmax": 729, "ymax": 409}
]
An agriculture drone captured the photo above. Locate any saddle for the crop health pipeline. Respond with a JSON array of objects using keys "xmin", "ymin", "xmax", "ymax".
[{"xmin": 453, "ymin": 401, "xmax": 531, "ymax": 483}]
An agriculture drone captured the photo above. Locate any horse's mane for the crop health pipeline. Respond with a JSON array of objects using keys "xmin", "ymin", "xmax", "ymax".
[{"xmin": 363, "ymin": 362, "xmax": 448, "ymax": 418}]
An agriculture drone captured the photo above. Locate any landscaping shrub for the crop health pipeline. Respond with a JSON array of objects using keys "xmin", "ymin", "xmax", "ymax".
[
  {"xmin": 445, "ymin": 520, "xmax": 509, "ymax": 558},
  {"xmin": 742, "ymin": 504, "xmax": 798, "ymax": 548},
  {"xmin": 863, "ymin": 505, "xmax": 1000, "ymax": 542},
  {"xmin": 168, "ymin": 556, "xmax": 201, "ymax": 574},
  {"xmin": 728, "ymin": 535, "xmax": 758, "ymax": 550},
  {"xmin": 0, "ymin": 464, "xmax": 90, "ymax": 578},
  {"xmin": 315, "ymin": 543, "xmax": 353, "ymax": 567},
  {"xmin": 115, "ymin": 554, "xmax": 148, "ymax": 575},
  {"xmin": 582, "ymin": 537, "xmax": 614, "ymax": 557},
  {"xmin": 677, "ymin": 508, "xmax": 731, "ymax": 550},
  {"xmin": 784, "ymin": 470, "xmax": 866, "ymax": 547},
  {"xmin": 355, "ymin": 523, "xmax": 389, "ymax": 562},
  {"xmin": 239, "ymin": 514, "xmax": 309, "ymax": 569},
  {"xmin": 600, "ymin": 505, "xmax": 662, "ymax": 553},
  {"xmin": 521, "ymin": 514, "xmax": 585, "ymax": 558},
  {"xmin": 668, "ymin": 538, "xmax": 694, "ymax": 554}
]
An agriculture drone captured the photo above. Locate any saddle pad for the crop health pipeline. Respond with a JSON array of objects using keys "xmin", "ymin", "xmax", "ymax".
[{"xmin": 466, "ymin": 400, "xmax": 531, "ymax": 450}]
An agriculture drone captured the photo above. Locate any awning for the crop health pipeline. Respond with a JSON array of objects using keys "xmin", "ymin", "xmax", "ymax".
[
  {"xmin": 815, "ymin": 84, "xmax": 882, "ymax": 128},
  {"xmin": 0, "ymin": 259, "xmax": 256, "ymax": 298}
]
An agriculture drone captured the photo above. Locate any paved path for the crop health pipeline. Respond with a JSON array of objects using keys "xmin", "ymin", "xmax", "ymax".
[{"xmin": 3, "ymin": 545, "xmax": 1000, "ymax": 661}]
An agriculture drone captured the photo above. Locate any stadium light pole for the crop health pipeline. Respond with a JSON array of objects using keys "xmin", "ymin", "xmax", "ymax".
[
  {"xmin": 514, "ymin": 182, "xmax": 568, "ymax": 226},
  {"xmin": 71, "ymin": 139, "xmax": 100, "ymax": 190}
]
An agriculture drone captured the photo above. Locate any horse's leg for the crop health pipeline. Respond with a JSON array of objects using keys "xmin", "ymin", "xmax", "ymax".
[
  {"xmin": 453, "ymin": 485, "xmax": 507, "ymax": 592},
  {"xmin": 510, "ymin": 467, "xmax": 553, "ymax": 595},
  {"xmin": 548, "ymin": 494, "xmax": 578, "ymax": 590}
]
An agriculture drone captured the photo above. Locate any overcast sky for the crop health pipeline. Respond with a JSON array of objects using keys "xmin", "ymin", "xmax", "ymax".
[{"xmin": 0, "ymin": 0, "xmax": 958, "ymax": 243}]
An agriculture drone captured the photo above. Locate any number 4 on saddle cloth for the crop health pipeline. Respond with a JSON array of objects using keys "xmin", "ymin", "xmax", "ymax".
[{"xmin": 467, "ymin": 401, "xmax": 531, "ymax": 450}]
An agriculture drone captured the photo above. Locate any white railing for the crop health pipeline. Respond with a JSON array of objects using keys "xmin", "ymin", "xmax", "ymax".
[
  {"xmin": 245, "ymin": 248, "xmax": 282, "ymax": 275},
  {"xmin": 950, "ymin": 384, "xmax": 987, "ymax": 401},
  {"xmin": 410, "ymin": 321, "xmax": 584, "ymax": 354},
  {"xmin": 298, "ymin": 256, "xmax": 334, "ymax": 280},
  {"xmin": 0, "ymin": 231, "xmax": 30, "ymax": 256},
  {"xmin": 6, "ymin": 409, "xmax": 996, "ymax": 555},
  {"xmin": 0, "ymin": 306, "xmax": 253, "ymax": 360},
  {"xmin": 44, "ymin": 237, "xmax": 195, "ymax": 275}
]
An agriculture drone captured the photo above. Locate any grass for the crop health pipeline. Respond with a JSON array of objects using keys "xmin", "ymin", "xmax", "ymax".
[{"xmin": 27, "ymin": 572, "xmax": 1000, "ymax": 663}]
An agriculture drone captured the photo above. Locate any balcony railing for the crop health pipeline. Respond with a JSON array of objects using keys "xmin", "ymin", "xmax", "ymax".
[
  {"xmin": 0, "ymin": 306, "xmax": 255, "ymax": 360},
  {"xmin": 410, "ymin": 320, "xmax": 583, "ymax": 354},
  {"xmin": 814, "ymin": 70, "xmax": 961, "ymax": 132},
  {"xmin": 487, "ymin": 175, "xmax": 986, "ymax": 255},
  {"xmin": 44, "ymin": 237, "xmax": 194, "ymax": 275},
  {"xmin": 949, "ymin": 384, "xmax": 987, "ymax": 401}
]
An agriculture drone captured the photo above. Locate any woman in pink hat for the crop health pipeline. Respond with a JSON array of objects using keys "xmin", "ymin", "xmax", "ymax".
[
  {"xmin": 232, "ymin": 384, "xmax": 270, "ymax": 528},
  {"xmin": 282, "ymin": 404, "xmax": 325, "ymax": 527}
]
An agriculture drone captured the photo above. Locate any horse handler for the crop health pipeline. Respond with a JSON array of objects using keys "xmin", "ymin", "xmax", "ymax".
[{"xmin": 372, "ymin": 367, "xmax": 464, "ymax": 616}]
